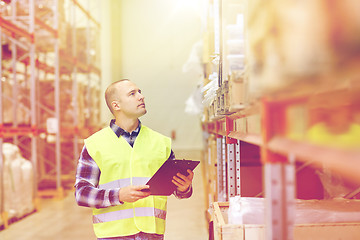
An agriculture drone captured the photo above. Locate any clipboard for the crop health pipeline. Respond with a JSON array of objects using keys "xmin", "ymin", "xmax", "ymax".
[{"xmin": 144, "ymin": 159, "xmax": 200, "ymax": 196}]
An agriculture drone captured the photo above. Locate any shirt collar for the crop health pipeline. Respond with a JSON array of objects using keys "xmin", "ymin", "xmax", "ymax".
[{"xmin": 110, "ymin": 119, "xmax": 141, "ymax": 138}]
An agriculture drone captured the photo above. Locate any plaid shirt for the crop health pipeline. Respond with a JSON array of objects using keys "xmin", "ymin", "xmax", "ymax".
[{"xmin": 75, "ymin": 119, "xmax": 192, "ymax": 209}]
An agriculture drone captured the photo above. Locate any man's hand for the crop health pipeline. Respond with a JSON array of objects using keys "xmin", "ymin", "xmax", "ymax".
[
  {"xmin": 172, "ymin": 169, "xmax": 194, "ymax": 192},
  {"xmin": 119, "ymin": 185, "xmax": 151, "ymax": 203}
]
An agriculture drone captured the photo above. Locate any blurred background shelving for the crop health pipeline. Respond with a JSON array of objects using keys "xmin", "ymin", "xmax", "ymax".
[
  {"xmin": 200, "ymin": 0, "xmax": 360, "ymax": 239},
  {"xmin": 0, "ymin": 0, "xmax": 101, "ymax": 228}
]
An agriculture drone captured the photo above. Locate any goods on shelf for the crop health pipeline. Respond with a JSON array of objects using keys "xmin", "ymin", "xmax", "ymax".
[
  {"xmin": 203, "ymin": 73, "xmax": 246, "ymax": 119},
  {"xmin": 245, "ymin": 0, "xmax": 360, "ymax": 96},
  {"xmin": 2, "ymin": 143, "xmax": 34, "ymax": 220},
  {"xmin": 202, "ymin": 0, "xmax": 360, "ymax": 239},
  {"xmin": 228, "ymin": 197, "xmax": 360, "ymax": 225},
  {"xmin": 203, "ymin": 72, "xmax": 219, "ymax": 106},
  {"xmin": 283, "ymin": 88, "xmax": 360, "ymax": 152},
  {"xmin": 307, "ymin": 122, "xmax": 360, "ymax": 149},
  {"xmin": 2, "ymin": 79, "xmax": 31, "ymax": 125},
  {"xmin": 38, "ymin": 80, "xmax": 86, "ymax": 127},
  {"xmin": 244, "ymin": 114, "xmax": 261, "ymax": 135},
  {"xmin": 89, "ymin": 83, "xmax": 101, "ymax": 126},
  {"xmin": 224, "ymin": 14, "xmax": 244, "ymax": 66},
  {"xmin": 202, "ymin": 72, "xmax": 219, "ymax": 120},
  {"xmin": 222, "ymin": 72, "xmax": 245, "ymax": 114},
  {"xmin": 220, "ymin": 1, "xmax": 246, "ymax": 112},
  {"xmin": 305, "ymin": 90, "xmax": 360, "ymax": 150},
  {"xmin": 213, "ymin": 201, "xmax": 360, "ymax": 240}
]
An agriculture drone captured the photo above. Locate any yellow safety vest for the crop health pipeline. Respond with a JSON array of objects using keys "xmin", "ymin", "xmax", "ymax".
[{"xmin": 84, "ymin": 125, "xmax": 171, "ymax": 238}]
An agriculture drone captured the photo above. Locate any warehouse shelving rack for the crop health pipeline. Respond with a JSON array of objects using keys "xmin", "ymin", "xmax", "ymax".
[
  {"xmin": 202, "ymin": 0, "xmax": 360, "ymax": 240},
  {"xmin": 0, "ymin": 0, "xmax": 101, "ymax": 228}
]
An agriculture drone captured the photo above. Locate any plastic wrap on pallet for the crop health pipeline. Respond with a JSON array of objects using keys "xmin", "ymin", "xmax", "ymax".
[
  {"xmin": 202, "ymin": 72, "xmax": 219, "ymax": 106},
  {"xmin": 228, "ymin": 197, "xmax": 360, "ymax": 225},
  {"xmin": 2, "ymin": 143, "xmax": 34, "ymax": 219},
  {"xmin": 185, "ymin": 84, "xmax": 204, "ymax": 116},
  {"xmin": 229, "ymin": 196, "xmax": 264, "ymax": 225},
  {"xmin": 316, "ymin": 168, "xmax": 360, "ymax": 199},
  {"xmin": 182, "ymin": 40, "xmax": 204, "ymax": 80}
]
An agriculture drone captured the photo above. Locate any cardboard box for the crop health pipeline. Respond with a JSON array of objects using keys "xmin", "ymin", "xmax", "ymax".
[
  {"xmin": 246, "ymin": 114, "xmax": 261, "ymax": 135},
  {"xmin": 228, "ymin": 72, "xmax": 245, "ymax": 112},
  {"xmin": 217, "ymin": 73, "xmax": 245, "ymax": 116}
]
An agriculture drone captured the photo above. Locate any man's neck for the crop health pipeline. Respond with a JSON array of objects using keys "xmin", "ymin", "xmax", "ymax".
[{"xmin": 115, "ymin": 118, "xmax": 139, "ymax": 133}]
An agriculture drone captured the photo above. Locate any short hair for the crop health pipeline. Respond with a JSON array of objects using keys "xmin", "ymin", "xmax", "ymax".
[{"xmin": 105, "ymin": 79, "xmax": 129, "ymax": 114}]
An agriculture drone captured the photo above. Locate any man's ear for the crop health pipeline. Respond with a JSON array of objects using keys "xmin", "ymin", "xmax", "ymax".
[{"xmin": 111, "ymin": 100, "xmax": 121, "ymax": 111}]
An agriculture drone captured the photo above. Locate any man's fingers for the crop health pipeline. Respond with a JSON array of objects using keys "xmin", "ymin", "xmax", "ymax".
[
  {"xmin": 132, "ymin": 185, "xmax": 151, "ymax": 197},
  {"xmin": 172, "ymin": 169, "xmax": 195, "ymax": 192},
  {"xmin": 176, "ymin": 170, "xmax": 193, "ymax": 182},
  {"xmin": 119, "ymin": 185, "xmax": 151, "ymax": 203},
  {"xmin": 133, "ymin": 185, "xmax": 150, "ymax": 191},
  {"xmin": 172, "ymin": 180, "xmax": 179, "ymax": 187},
  {"xmin": 179, "ymin": 169, "xmax": 194, "ymax": 177},
  {"xmin": 187, "ymin": 169, "xmax": 194, "ymax": 179},
  {"xmin": 172, "ymin": 179, "xmax": 183, "ymax": 188},
  {"xmin": 173, "ymin": 176, "xmax": 186, "ymax": 185}
]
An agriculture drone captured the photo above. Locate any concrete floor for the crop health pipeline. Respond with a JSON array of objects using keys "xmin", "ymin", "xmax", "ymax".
[
  {"xmin": 0, "ymin": 150, "xmax": 208, "ymax": 240},
  {"xmin": 165, "ymin": 151, "xmax": 208, "ymax": 239}
]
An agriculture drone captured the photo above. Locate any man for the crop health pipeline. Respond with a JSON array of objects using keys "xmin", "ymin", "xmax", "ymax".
[{"xmin": 75, "ymin": 79, "xmax": 194, "ymax": 240}]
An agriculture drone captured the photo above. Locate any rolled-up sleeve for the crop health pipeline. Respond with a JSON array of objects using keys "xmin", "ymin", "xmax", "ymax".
[{"xmin": 174, "ymin": 185, "xmax": 193, "ymax": 199}]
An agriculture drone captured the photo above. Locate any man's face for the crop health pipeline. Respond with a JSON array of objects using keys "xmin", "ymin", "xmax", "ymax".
[{"xmin": 114, "ymin": 81, "xmax": 147, "ymax": 118}]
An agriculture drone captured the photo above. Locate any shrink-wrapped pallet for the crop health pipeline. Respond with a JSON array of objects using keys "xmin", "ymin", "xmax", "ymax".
[{"xmin": 2, "ymin": 143, "xmax": 34, "ymax": 219}]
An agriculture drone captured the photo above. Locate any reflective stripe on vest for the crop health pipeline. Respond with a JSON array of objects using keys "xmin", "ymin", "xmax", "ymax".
[
  {"xmin": 99, "ymin": 177, "xmax": 150, "ymax": 189},
  {"xmin": 93, "ymin": 207, "xmax": 167, "ymax": 223}
]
